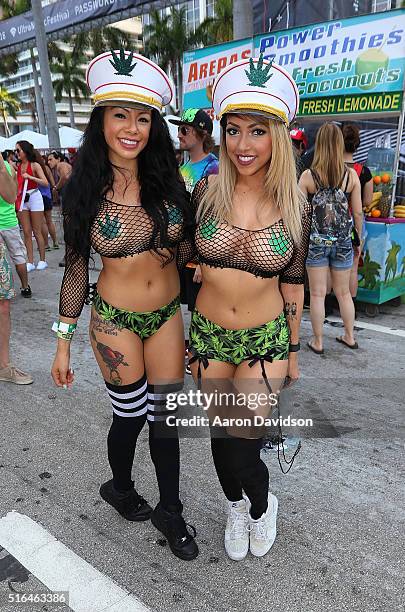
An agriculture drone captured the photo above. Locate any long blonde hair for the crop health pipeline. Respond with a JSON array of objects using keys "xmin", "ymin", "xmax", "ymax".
[
  {"xmin": 312, "ymin": 123, "xmax": 346, "ymax": 188},
  {"xmin": 198, "ymin": 114, "xmax": 305, "ymax": 245}
]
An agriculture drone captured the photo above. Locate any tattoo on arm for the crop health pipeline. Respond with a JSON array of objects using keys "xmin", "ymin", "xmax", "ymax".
[
  {"xmin": 284, "ymin": 302, "xmax": 297, "ymax": 320},
  {"xmin": 90, "ymin": 329, "xmax": 128, "ymax": 385}
]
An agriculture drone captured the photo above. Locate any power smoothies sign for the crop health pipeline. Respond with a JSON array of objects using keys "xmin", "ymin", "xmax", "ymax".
[
  {"xmin": 183, "ymin": 10, "xmax": 405, "ymax": 117},
  {"xmin": 254, "ymin": 9, "xmax": 405, "ymax": 117},
  {"xmin": 183, "ymin": 38, "xmax": 253, "ymax": 115}
]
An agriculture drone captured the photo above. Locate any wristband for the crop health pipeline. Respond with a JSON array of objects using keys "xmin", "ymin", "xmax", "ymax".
[
  {"xmin": 289, "ymin": 342, "xmax": 300, "ymax": 353},
  {"xmin": 57, "ymin": 331, "xmax": 74, "ymax": 341},
  {"xmin": 52, "ymin": 321, "xmax": 77, "ymax": 334}
]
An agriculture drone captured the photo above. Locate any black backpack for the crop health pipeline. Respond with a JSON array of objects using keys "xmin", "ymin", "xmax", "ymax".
[{"xmin": 310, "ymin": 169, "xmax": 352, "ymax": 241}]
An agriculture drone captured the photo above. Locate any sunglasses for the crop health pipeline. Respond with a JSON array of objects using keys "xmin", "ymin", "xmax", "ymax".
[
  {"xmin": 178, "ymin": 125, "xmax": 192, "ymax": 136},
  {"xmin": 15, "ymin": 148, "xmax": 21, "ymax": 154}
]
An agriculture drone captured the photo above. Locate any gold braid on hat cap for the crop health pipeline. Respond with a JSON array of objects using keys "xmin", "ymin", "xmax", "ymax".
[{"xmin": 93, "ymin": 91, "xmax": 163, "ymax": 109}]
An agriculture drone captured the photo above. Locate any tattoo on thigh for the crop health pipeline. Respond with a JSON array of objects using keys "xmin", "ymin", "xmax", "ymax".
[
  {"xmin": 284, "ymin": 301, "xmax": 297, "ymax": 320},
  {"xmin": 91, "ymin": 312, "xmax": 119, "ymax": 336},
  {"xmin": 90, "ymin": 329, "xmax": 128, "ymax": 385}
]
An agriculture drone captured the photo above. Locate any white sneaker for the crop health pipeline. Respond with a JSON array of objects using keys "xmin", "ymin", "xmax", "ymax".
[
  {"xmin": 224, "ymin": 498, "xmax": 249, "ymax": 561},
  {"xmin": 36, "ymin": 260, "xmax": 48, "ymax": 270},
  {"xmin": 249, "ymin": 493, "xmax": 278, "ymax": 557},
  {"xmin": 26, "ymin": 262, "xmax": 35, "ymax": 272}
]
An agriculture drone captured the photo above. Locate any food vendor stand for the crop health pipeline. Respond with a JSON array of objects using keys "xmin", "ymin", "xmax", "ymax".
[{"xmin": 183, "ymin": 9, "xmax": 405, "ymax": 314}]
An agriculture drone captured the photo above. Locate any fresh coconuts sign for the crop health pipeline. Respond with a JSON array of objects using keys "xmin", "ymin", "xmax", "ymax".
[
  {"xmin": 254, "ymin": 9, "xmax": 405, "ymax": 117},
  {"xmin": 183, "ymin": 10, "xmax": 405, "ymax": 117}
]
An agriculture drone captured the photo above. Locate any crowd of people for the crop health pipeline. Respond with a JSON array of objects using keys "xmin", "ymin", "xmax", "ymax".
[
  {"xmin": 0, "ymin": 48, "xmax": 372, "ymax": 564},
  {"xmin": 0, "ymin": 147, "xmax": 72, "ymax": 383}
]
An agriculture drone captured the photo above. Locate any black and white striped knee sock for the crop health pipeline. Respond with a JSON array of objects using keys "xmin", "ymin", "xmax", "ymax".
[
  {"xmin": 105, "ymin": 375, "xmax": 148, "ymax": 418},
  {"xmin": 105, "ymin": 375, "xmax": 148, "ymax": 492},
  {"xmin": 147, "ymin": 382, "xmax": 182, "ymax": 422}
]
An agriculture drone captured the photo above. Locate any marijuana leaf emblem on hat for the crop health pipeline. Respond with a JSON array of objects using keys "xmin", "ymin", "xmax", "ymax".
[
  {"xmin": 245, "ymin": 54, "xmax": 273, "ymax": 88},
  {"xmin": 109, "ymin": 49, "xmax": 137, "ymax": 76}
]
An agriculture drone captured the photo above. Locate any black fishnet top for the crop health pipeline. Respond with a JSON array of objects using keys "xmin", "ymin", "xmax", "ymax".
[
  {"xmin": 179, "ymin": 177, "xmax": 312, "ymax": 284},
  {"xmin": 59, "ymin": 199, "xmax": 186, "ymax": 318}
]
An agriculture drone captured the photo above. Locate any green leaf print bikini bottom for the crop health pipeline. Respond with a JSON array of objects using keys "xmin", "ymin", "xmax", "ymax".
[
  {"xmin": 92, "ymin": 288, "xmax": 180, "ymax": 340},
  {"xmin": 188, "ymin": 308, "xmax": 290, "ymax": 373},
  {"xmin": 188, "ymin": 309, "xmax": 300, "ymax": 474}
]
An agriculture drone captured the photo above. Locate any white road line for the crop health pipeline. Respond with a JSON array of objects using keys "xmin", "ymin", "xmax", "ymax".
[
  {"xmin": 0, "ymin": 512, "xmax": 150, "ymax": 612},
  {"xmin": 325, "ymin": 315, "xmax": 405, "ymax": 338}
]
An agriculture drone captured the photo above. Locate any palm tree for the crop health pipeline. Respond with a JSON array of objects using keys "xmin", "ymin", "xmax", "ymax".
[
  {"xmin": 50, "ymin": 53, "xmax": 88, "ymax": 128},
  {"xmin": 143, "ymin": 9, "xmax": 171, "ymax": 73},
  {"xmin": 70, "ymin": 26, "xmax": 131, "ymax": 60},
  {"xmin": 0, "ymin": 54, "xmax": 19, "ymax": 79},
  {"xmin": 195, "ymin": 0, "xmax": 233, "ymax": 45},
  {"xmin": 144, "ymin": 6, "xmax": 195, "ymax": 111},
  {"xmin": 401, "ymin": 256, "xmax": 405, "ymax": 277},
  {"xmin": 0, "ymin": 0, "xmax": 52, "ymax": 133},
  {"xmin": 0, "ymin": 87, "xmax": 21, "ymax": 136},
  {"xmin": 0, "ymin": 0, "xmax": 25, "ymax": 78},
  {"xmin": 358, "ymin": 251, "xmax": 381, "ymax": 290},
  {"xmin": 385, "ymin": 242, "xmax": 401, "ymax": 282}
]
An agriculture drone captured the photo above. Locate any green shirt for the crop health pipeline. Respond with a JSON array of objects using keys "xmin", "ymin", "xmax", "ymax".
[{"xmin": 0, "ymin": 161, "xmax": 18, "ymax": 230}]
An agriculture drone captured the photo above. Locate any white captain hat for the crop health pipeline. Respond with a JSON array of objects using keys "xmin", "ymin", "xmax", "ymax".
[
  {"xmin": 212, "ymin": 54, "xmax": 299, "ymax": 126},
  {"xmin": 86, "ymin": 49, "xmax": 173, "ymax": 112}
]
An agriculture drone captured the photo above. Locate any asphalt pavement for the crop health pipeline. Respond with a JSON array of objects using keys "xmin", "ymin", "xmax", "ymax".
[{"xmin": 0, "ymin": 244, "xmax": 404, "ymax": 612}]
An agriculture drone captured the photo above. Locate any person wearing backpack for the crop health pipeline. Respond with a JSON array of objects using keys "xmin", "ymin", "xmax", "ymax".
[
  {"xmin": 299, "ymin": 123, "xmax": 363, "ymax": 353},
  {"xmin": 341, "ymin": 123, "xmax": 373, "ymax": 297}
]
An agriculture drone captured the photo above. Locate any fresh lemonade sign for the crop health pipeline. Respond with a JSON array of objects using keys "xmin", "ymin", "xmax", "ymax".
[{"xmin": 254, "ymin": 9, "xmax": 405, "ymax": 115}]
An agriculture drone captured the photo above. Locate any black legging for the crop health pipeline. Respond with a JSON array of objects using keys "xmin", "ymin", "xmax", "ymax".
[
  {"xmin": 211, "ymin": 432, "xmax": 269, "ymax": 519},
  {"xmin": 106, "ymin": 379, "xmax": 180, "ymax": 509}
]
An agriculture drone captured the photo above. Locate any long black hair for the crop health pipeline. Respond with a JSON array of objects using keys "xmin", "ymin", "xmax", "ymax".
[
  {"xmin": 63, "ymin": 106, "xmax": 190, "ymax": 260},
  {"xmin": 16, "ymin": 140, "xmax": 38, "ymax": 163}
]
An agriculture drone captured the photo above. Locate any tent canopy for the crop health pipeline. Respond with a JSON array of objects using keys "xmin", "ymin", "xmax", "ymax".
[
  {"xmin": 5, "ymin": 130, "xmax": 49, "ymax": 149},
  {"xmin": 1, "ymin": 126, "xmax": 84, "ymax": 150},
  {"xmin": 58, "ymin": 126, "xmax": 83, "ymax": 148},
  {"xmin": 0, "ymin": 136, "xmax": 10, "ymax": 150}
]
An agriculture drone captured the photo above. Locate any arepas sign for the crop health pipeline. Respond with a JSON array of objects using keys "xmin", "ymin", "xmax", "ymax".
[
  {"xmin": 183, "ymin": 38, "xmax": 253, "ymax": 118},
  {"xmin": 183, "ymin": 9, "xmax": 405, "ymax": 118}
]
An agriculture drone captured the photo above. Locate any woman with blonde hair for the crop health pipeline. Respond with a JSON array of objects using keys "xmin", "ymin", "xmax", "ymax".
[
  {"xmin": 299, "ymin": 123, "xmax": 362, "ymax": 353},
  {"xmin": 187, "ymin": 56, "xmax": 311, "ymax": 561}
]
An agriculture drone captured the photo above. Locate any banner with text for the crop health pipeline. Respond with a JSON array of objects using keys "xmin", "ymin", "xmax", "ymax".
[
  {"xmin": 182, "ymin": 10, "xmax": 405, "ymax": 117},
  {"xmin": 254, "ymin": 9, "xmax": 405, "ymax": 112},
  {"xmin": 183, "ymin": 38, "xmax": 253, "ymax": 117},
  {"xmin": 0, "ymin": 0, "xmax": 140, "ymax": 52}
]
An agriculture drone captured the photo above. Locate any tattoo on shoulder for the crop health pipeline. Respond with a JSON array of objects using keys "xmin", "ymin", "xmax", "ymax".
[
  {"xmin": 284, "ymin": 301, "xmax": 297, "ymax": 320},
  {"xmin": 91, "ymin": 312, "xmax": 119, "ymax": 336}
]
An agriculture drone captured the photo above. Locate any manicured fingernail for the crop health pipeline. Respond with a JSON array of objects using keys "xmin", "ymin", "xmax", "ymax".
[{"xmin": 62, "ymin": 384, "xmax": 67, "ymax": 390}]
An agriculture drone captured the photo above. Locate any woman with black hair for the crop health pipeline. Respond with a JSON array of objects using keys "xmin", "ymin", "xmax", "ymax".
[
  {"xmin": 15, "ymin": 140, "xmax": 49, "ymax": 271},
  {"xmin": 51, "ymin": 51, "xmax": 198, "ymax": 561}
]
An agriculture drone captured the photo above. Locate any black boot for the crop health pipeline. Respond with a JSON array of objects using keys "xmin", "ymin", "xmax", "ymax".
[
  {"xmin": 151, "ymin": 502, "xmax": 199, "ymax": 561},
  {"xmin": 99, "ymin": 479, "xmax": 152, "ymax": 522}
]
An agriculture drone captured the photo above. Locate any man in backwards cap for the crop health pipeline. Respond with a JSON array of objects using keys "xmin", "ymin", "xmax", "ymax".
[
  {"xmin": 290, "ymin": 128, "xmax": 308, "ymax": 157},
  {"xmin": 290, "ymin": 128, "xmax": 308, "ymax": 179},
  {"xmin": 170, "ymin": 108, "xmax": 219, "ymax": 193}
]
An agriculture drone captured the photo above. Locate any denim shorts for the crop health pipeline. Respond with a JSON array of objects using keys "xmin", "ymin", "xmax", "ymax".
[{"xmin": 306, "ymin": 237, "xmax": 353, "ymax": 270}]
